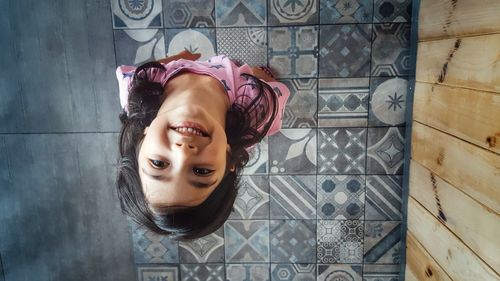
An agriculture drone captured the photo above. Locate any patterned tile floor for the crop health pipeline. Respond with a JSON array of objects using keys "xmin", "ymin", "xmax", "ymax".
[{"xmin": 111, "ymin": 0, "xmax": 412, "ymax": 280}]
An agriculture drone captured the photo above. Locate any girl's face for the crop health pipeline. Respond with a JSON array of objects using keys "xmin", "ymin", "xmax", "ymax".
[{"xmin": 137, "ymin": 73, "xmax": 231, "ymax": 210}]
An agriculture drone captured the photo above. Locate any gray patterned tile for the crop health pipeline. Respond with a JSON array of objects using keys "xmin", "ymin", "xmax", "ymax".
[
  {"xmin": 319, "ymin": 24, "xmax": 372, "ymax": 78},
  {"xmin": 165, "ymin": 28, "xmax": 216, "ymax": 61},
  {"xmin": 180, "ymin": 264, "xmax": 225, "ymax": 281},
  {"xmin": 369, "ymin": 77, "xmax": 407, "ymax": 126},
  {"xmin": 269, "ymin": 0, "xmax": 319, "ymax": 25},
  {"xmin": 318, "ymin": 128, "xmax": 366, "ymax": 174},
  {"xmin": 114, "ymin": 29, "xmax": 166, "ymax": 66},
  {"xmin": 225, "ymin": 220, "xmax": 270, "ymax": 262},
  {"xmin": 320, "ymin": 0, "xmax": 373, "ymax": 23},
  {"xmin": 230, "ymin": 176, "xmax": 270, "ymax": 219},
  {"xmin": 363, "ymin": 264, "xmax": 400, "ymax": 281},
  {"xmin": 226, "ymin": 264, "xmax": 270, "ymax": 281},
  {"xmin": 137, "ymin": 265, "xmax": 179, "ymax": 281},
  {"xmin": 317, "ymin": 264, "xmax": 363, "ymax": 281},
  {"xmin": 374, "ymin": 0, "xmax": 411, "ymax": 23},
  {"xmin": 243, "ymin": 137, "xmax": 268, "ymax": 175},
  {"xmin": 268, "ymin": 26, "xmax": 318, "ymax": 78},
  {"xmin": 367, "ymin": 127, "xmax": 405, "ymax": 174},
  {"xmin": 280, "ymin": 79, "xmax": 317, "ymax": 128},
  {"xmin": 271, "ymin": 264, "xmax": 316, "ymax": 281},
  {"xmin": 365, "ymin": 175, "xmax": 402, "ymax": 220},
  {"xmin": 270, "ymin": 220, "xmax": 316, "ymax": 263},
  {"xmin": 269, "ymin": 129, "xmax": 317, "ymax": 174},
  {"xmin": 270, "ymin": 175, "xmax": 316, "ymax": 219},
  {"xmin": 317, "ymin": 175, "xmax": 365, "ymax": 220},
  {"xmin": 317, "ymin": 220, "xmax": 364, "ymax": 263},
  {"xmin": 371, "ymin": 23, "xmax": 410, "ymax": 76},
  {"xmin": 364, "ymin": 221, "xmax": 402, "ymax": 264},
  {"xmin": 217, "ymin": 27, "xmax": 267, "ymax": 66},
  {"xmin": 179, "ymin": 228, "xmax": 224, "ymax": 263},
  {"xmin": 215, "ymin": 0, "xmax": 266, "ymax": 26},
  {"xmin": 131, "ymin": 222, "xmax": 179, "ymax": 263},
  {"xmin": 318, "ymin": 78, "xmax": 369, "ymax": 127},
  {"xmin": 112, "ymin": 0, "xmax": 163, "ymax": 28},
  {"xmin": 164, "ymin": 0, "xmax": 215, "ymax": 27}
]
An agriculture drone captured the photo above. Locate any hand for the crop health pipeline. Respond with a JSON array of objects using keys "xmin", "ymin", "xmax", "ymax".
[{"xmin": 156, "ymin": 50, "xmax": 201, "ymax": 64}]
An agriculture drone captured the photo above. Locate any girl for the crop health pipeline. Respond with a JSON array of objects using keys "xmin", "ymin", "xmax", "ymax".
[{"xmin": 115, "ymin": 50, "xmax": 289, "ymax": 240}]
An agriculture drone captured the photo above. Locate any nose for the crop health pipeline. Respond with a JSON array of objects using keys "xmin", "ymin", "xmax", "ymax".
[{"xmin": 174, "ymin": 142, "xmax": 198, "ymax": 154}]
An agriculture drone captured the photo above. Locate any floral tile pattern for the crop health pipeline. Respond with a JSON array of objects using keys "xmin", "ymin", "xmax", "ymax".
[
  {"xmin": 217, "ymin": 27, "xmax": 267, "ymax": 66},
  {"xmin": 112, "ymin": 0, "xmax": 163, "ymax": 28},
  {"xmin": 165, "ymin": 28, "xmax": 216, "ymax": 61},
  {"xmin": 363, "ymin": 264, "xmax": 400, "ymax": 281},
  {"xmin": 374, "ymin": 0, "xmax": 412, "ymax": 23},
  {"xmin": 131, "ymin": 222, "xmax": 179, "ymax": 263},
  {"xmin": 230, "ymin": 176, "xmax": 270, "ymax": 219},
  {"xmin": 317, "ymin": 264, "xmax": 363, "ymax": 281},
  {"xmin": 269, "ymin": 129, "xmax": 317, "ymax": 174},
  {"xmin": 215, "ymin": 0, "xmax": 267, "ymax": 26},
  {"xmin": 317, "ymin": 175, "xmax": 365, "ymax": 220},
  {"xmin": 164, "ymin": 0, "xmax": 216, "ymax": 28},
  {"xmin": 280, "ymin": 79, "xmax": 318, "ymax": 128},
  {"xmin": 179, "ymin": 228, "xmax": 225, "ymax": 263},
  {"xmin": 242, "ymin": 137, "xmax": 268, "ymax": 175},
  {"xmin": 226, "ymin": 264, "xmax": 270, "ymax": 281},
  {"xmin": 320, "ymin": 0, "xmax": 373, "ymax": 23},
  {"xmin": 367, "ymin": 127, "xmax": 405, "ymax": 174},
  {"xmin": 268, "ymin": 26, "xmax": 319, "ymax": 78},
  {"xmin": 318, "ymin": 78, "xmax": 369, "ymax": 127},
  {"xmin": 270, "ymin": 220, "xmax": 316, "ymax": 263},
  {"xmin": 268, "ymin": 0, "xmax": 319, "ymax": 25},
  {"xmin": 225, "ymin": 220, "xmax": 270, "ymax": 262},
  {"xmin": 369, "ymin": 77, "xmax": 407, "ymax": 126},
  {"xmin": 366, "ymin": 175, "xmax": 402, "ymax": 220},
  {"xmin": 318, "ymin": 128, "xmax": 366, "ymax": 174},
  {"xmin": 317, "ymin": 220, "xmax": 364, "ymax": 263},
  {"xmin": 114, "ymin": 29, "xmax": 165, "ymax": 66},
  {"xmin": 364, "ymin": 221, "xmax": 402, "ymax": 264},
  {"xmin": 137, "ymin": 265, "xmax": 179, "ymax": 281},
  {"xmin": 319, "ymin": 24, "xmax": 372, "ymax": 78},
  {"xmin": 270, "ymin": 175, "xmax": 316, "ymax": 219},
  {"xmin": 180, "ymin": 264, "xmax": 225, "ymax": 281},
  {"xmin": 271, "ymin": 264, "xmax": 316, "ymax": 281},
  {"xmin": 371, "ymin": 23, "xmax": 411, "ymax": 76}
]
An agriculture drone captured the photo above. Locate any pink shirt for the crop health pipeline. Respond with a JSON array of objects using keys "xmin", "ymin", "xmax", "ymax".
[{"xmin": 116, "ymin": 55, "xmax": 290, "ymax": 137}]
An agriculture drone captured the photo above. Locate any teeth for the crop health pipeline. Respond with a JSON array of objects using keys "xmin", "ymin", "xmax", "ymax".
[{"xmin": 174, "ymin": 127, "xmax": 204, "ymax": 136}]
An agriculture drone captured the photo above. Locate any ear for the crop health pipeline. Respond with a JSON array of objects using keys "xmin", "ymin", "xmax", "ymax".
[
  {"xmin": 226, "ymin": 144, "xmax": 236, "ymax": 172},
  {"xmin": 143, "ymin": 126, "xmax": 149, "ymax": 135}
]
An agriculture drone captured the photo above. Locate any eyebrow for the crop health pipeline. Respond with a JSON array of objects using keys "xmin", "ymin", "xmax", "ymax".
[{"xmin": 141, "ymin": 168, "xmax": 215, "ymax": 189}]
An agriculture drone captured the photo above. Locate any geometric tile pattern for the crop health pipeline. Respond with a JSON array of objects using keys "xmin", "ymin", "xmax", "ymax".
[
  {"xmin": 319, "ymin": 24, "xmax": 372, "ymax": 78},
  {"xmin": 242, "ymin": 137, "xmax": 269, "ymax": 175},
  {"xmin": 318, "ymin": 128, "xmax": 367, "ymax": 174},
  {"xmin": 268, "ymin": 0, "xmax": 319, "ymax": 25},
  {"xmin": 225, "ymin": 220, "xmax": 270, "ymax": 262},
  {"xmin": 271, "ymin": 264, "xmax": 316, "ymax": 281},
  {"xmin": 215, "ymin": 0, "xmax": 266, "ymax": 26},
  {"xmin": 179, "ymin": 228, "xmax": 225, "ymax": 263},
  {"xmin": 131, "ymin": 222, "xmax": 179, "ymax": 263},
  {"xmin": 373, "ymin": 0, "xmax": 412, "ymax": 23},
  {"xmin": 269, "ymin": 129, "xmax": 317, "ymax": 174},
  {"xmin": 317, "ymin": 175, "xmax": 365, "ymax": 220},
  {"xmin": 270, "ymin": 175, "xmax": 316, "ymax": 219},
  {"xmin": 217, "ymin": 27, "xmax": 267, "ymax": 66},
  {"xmin": 366, "ymin": 175, "xmax": 402, "ymax": 220},
  {"xmin": 318, "ymin": 78, "xmax": 369, "ymax": 127},
  {"xmin": 114, "ymin": 29, "xmax": 166, "ymax": 66},
  {"xmin": 317, "ymin": 264, "xmax": 363, "ymax": 281},
  {"xmin": 369, "ymin": 77, "xmax": 408, "ymax": 126},
  {"xmin": 367, "ymin": 127, "xmax": 405, "ymax": 174},
  {"xmin": 226, "ymin": 264, "xmax": 270, "ymax": 281},
  {"xmin": 280, "ymin": 79, "xmax": 318, "ymax": 128},
  {"xmin": 165, "ymin": 28, "xmax": 217, "ymax": 61},
  {"xmin": 320, "ymin": 0, "xmax": 373, "ymax": 24},
  {"xmin": 371, "ymin": 23, "xmax": 411, "ymax": 76},
  {"xmin": 180, "ymin": 264, "xmax": 225, "ymax": 281},
  {"xmin": 230, "ymin": 176, "xmax": 270, "ymax": 219},
  {"xmin": 364, "ymin": 221, "xmax": 402, "ymax": 264},
  {"xmin": 164, "ymin": 0, "xmax": 216, "ymax": 28},
  {"xmin": 317, "ymin": 220, "xmax": 364, "ymax": 263},
  {"xmin": 112, "ymin": 0, "xmax": 163, "ymax": 28},
  {"xmin": 270, "ymin": 220, "xmax": 316, "ymax": 263},
  {"xmin": 137, "ymin": 265, "xmax": 179, "ymax": 281},
  {"xmin": 363, "ymin": 264, "xmax": 400, "ymax": 281}
]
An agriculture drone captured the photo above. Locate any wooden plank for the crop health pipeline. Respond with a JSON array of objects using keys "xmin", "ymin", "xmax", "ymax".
[
  {"xmin": 407, "ymin": 197, "xmax": 499, "ymax": 280},
  {"xmin": 405, "ymin": 231, "xmax": 453, "ymax": 281},
  {"xmin": 413, "ymin": 82, "xmax": 500, "ymax": 154},
  {"xmin": 411, "ymin": 121, "xmax": 500, "ymax": 214},
  {"xmin": 415, "ymin": 33, "xmax": 500, "ymax": 93},
  {"xmin": 419, "ymin": 0, "xmax": 500, "ymax": 41},
  {"xmin": 409, "ymin": 160, "xmax": 500, "ymax": 271},
  {"xmin": 404, "ymin": 266, "xmax": 419, "ymax": 281}
]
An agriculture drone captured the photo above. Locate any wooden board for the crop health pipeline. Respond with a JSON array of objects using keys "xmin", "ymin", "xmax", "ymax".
[
  {"xmin": 411, "ymin": 121, "xmax": 500, "ymax": 214},
  {"xmin": 415, "ymin": 33, "xmax": 500, "ymax": 93},
  {"xmin": 405, "ymin": 232, "xmax": 453, "ymax": 281},
  {"xmin": 413, "ymin": 82, "xmax": 500, "ymax": 154},
  {"xmin": 419, "ymin": 0, "xmax": 500, "ymax": 40},
  {"xmin": 407, "ymin": 197, "xmax": 499, "ymax": 280},
  {"xmin": 409, "ymin": 160, "xmax": 500, "ymax": 271}
]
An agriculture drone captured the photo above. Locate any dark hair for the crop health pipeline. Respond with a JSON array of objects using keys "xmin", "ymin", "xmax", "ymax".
[{"xmin": 116, "ymin": 61, "xmax": 278, "ymax": 240}]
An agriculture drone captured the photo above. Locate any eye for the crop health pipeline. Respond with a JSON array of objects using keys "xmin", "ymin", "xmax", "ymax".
[
  {"xmin": 149, "ymin": 159, "xmax": 169, "ymax": 169},
  {"xmin": 193, "ymin": 168, "xmax": 214, "ymax": 176}
]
